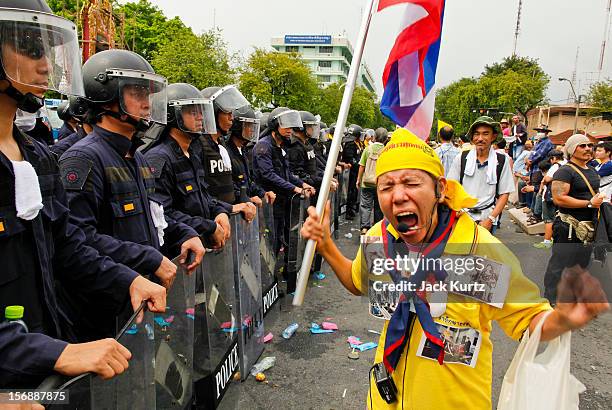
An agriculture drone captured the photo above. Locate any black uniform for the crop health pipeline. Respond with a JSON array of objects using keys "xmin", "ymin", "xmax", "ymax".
[
  {"xmin": 342, "ymin": 137, "xmax": 362, "ymax": 217},
  {"xmin": 198, "ymin": 134, "xmax": 236, "ymax": 205},
  {"xmin": 226, "ymin": 137, "xmax": 265, "ymax": 202},
  {"xmin": 50, "ymin": 126, "xmax": 87, "ymax": 159},
  {"xmin": 0, "ymin": 129, "xmax": 139, "ymax": 387},
  {"xmin": 144, "ymin": 133, "xmax": 229, "ymax": 248},
  {"xmin": 57, "ymin": 122, "xmax": 76, "ymax": 141},
  {"xmin": 287, "ymin": 136, "xmax": 322, "ymax": 189}
]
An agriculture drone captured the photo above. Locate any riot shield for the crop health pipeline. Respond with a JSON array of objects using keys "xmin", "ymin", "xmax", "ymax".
[
  {"xmin": 230, "ymin": 214, "xmax": 264, "ymax": 381},
  {"xmin": 258, "ymin": 201, "xmax": 276, "ymax": 280},
  {"xmin": 154, "ymin": 257, "xmax": 196, "ymax": 409},
  {"xmin": 340, "ymin": 169, "xmax": 350, "ymax": 215},
  {"xmin": 286, "ymin": 193, "xmax": 306, "ymax": 293},
  {"xmin": 330, "ymin": 186, "xmax": 338, "ymax": 238},
  {"xmin": 295, "ymin": 195, "xmax": 310, "ymax": 284},
  {"xmin": 42, "ymin": 305, "xmax": 156, "ymax": 410},
  {"xmin": 193, "ymin": 244, "xmax": 240, "ymax": 409}
]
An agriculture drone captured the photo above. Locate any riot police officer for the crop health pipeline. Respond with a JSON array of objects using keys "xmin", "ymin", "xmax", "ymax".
[
  {"xmin": 199, "ymin": 85, "xmax": 256, "ymax": 221},
  {"xmin": 59, "ymin": 49, "xmax": 205, "ymax": 337},
  {"xmin": 0, "ymin": 0, "xmax": 165, "ymax": 388},
  {"xmin": 342, "ymin": 124, "xmax": 364, "ymax": 219},
  {"xmin": 287, "ymin": 111, "xmax": 323, "ymax": 190},
  {"xmin": 226, "ymin": 105, "xmax": 276, "ymax": 207},
  {"xmin": 50, "ymin": 96, "xmax": 92, "ymax": 158},
  {"xmin": 253, "ymin": 107, "xmax": 314, "ymax": 293},
  {"xmin": 143, "ymin": 83, "xmax": 230, "ymax": 249},
  {"xmin": 56, "ymin": 99, "xmax": 78, "ymax": 140}
]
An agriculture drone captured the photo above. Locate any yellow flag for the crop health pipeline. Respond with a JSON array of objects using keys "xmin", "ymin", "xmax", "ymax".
[{"xmin": 437, "ymin": 119, "xmax": 452, "ymax": 133}]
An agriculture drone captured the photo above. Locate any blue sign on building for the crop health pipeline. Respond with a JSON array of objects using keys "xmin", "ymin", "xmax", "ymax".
[{"xmin": 284, "ymin": 35, "xmax": 332, "ymax": 45}]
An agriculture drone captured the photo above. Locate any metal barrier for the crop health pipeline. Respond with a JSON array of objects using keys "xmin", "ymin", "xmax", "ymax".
[{"xmin": 230, "ymin": 214, "xmax": 265, "ymax": 382}]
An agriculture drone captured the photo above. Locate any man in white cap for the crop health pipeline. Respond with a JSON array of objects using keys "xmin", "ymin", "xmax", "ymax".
[{"xmin": 543, "ymin": 134, "xmax": 606, "ymax": 303}]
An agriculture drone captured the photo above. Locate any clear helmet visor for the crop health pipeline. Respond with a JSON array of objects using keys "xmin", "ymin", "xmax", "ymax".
[
  {"xmin": 0, "ymin": 10, "xmax": 84, "ymax": 96},
  {"xmin": 276, "ymin": 110, "xmax": 303, "ymax": 129},
  {"xmin": 117, "ymin": 71, "xmax": 167, "ymax": 124},
  {"xmin": 238, "ymin": 117, "xmax": 260, "ymax": 143},
  {"xmin": 304, "ymin": 123, "xmax": 321, "ymax": 139},
  {"xmin": 318, "ymin": 128, "xmax": 329, "ymax": 143},
  {"xmin": 211, "ymin": 85, "xmax": 249, "ymax": 113},
  {"xmin": 172, "ymin": 98, "xmax": 215, "ymax": 134}
]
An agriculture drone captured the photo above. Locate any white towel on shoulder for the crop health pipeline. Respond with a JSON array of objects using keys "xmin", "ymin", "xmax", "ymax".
[
  {"xmin": 463, "ymin": 148, "xmax": 498, "ymax": 185},
  {"xmin": 150, "ymin": 200, "xmax": 168, "ymax": 246},
  {"xmin": 11, "ymin": 160, "xmax": 43, "ymax": 220}
]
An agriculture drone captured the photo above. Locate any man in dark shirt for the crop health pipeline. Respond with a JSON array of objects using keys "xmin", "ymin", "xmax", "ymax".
[{"xmin": 543, "ymin": 134, "xmax": 604, "ymax": 303}]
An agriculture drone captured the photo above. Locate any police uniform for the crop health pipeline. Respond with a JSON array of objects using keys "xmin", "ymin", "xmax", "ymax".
[
  {"xmin": 342, "ymin": 137, "xmax": 362, "ymax": 217},
  {"xmin": 287, "ymin": 136, "xmax": 322, "ymax": 189},
  {"xmin": 144, "ymin": 132, "xmax": 229, "ymax": 246},
  {"xmin": 50, "ymin": 125, "xmax": 87, "ymax": 159},
  {"xmin": 226, "ymin": 137, "xmax": 265, "ymax": 202},
  {"xmin": 198, "ymin": 134, "xmax": 236, "ymax": 204},
  {"xmin": 57, "ymin": 122, "xmax": 76, "ymax": 141},
  {"xmin": 0, "ymin": 129, "xmax": 139, "ymax": 387},
  {"xmin": 312, "ymin": 138, "xmax": 328, "ymax": 175}
]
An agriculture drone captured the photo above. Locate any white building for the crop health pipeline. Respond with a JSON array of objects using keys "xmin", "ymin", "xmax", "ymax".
[{"xmin": 271, "ymin": 35, "xmax": 376, "ymax": 93}]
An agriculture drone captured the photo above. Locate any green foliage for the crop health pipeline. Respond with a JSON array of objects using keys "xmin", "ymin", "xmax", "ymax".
[
  {"xmin": 239, "ymin": 49, "xmax": 321, "ymax": 111},
  {"xmin": 435, "ymin": 56, "xmax": 550, "ymax": 136},
  {"xmin": 47, "ymin": 0, "xmax": 79, "ymax": 21},
  {"xmin": 151, "ymin": 29, "xmax": 236, "ymax": 89},
  {"xmin": 586, "ymin": 79, "xmax": 612, "ymax": 125}
]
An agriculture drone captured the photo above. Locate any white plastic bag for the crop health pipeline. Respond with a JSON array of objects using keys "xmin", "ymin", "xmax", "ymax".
[{"xmin": 497, "ymin": 311, "xmax": 586, "ymax": 410}]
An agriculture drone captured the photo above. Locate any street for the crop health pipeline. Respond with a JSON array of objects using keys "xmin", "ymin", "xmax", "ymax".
[{"xmin": 238, "ymin": 214, "xmax": 612, "ymax": 409}]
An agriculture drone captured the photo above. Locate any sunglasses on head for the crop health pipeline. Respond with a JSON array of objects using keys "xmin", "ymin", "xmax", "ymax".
[{"xmin": 578, "ymin": 143, "xmax": 593, "ymax": 149}]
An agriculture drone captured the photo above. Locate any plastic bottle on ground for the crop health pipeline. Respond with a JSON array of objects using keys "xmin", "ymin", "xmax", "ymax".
[{"xmin": 282, "ymin": 323, "xmax": 299, "ymax": 339}]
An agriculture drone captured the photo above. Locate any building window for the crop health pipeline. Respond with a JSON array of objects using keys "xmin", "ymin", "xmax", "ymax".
[
  {"xmin": 286, "ymin": 46, "xmax": 299, "ymax": 53},
  {"xmin": 319, "ymin": 46, "xmax": 333, "ymax": 54},
  {"xmin": 319, "ymin": 75, "xmax": 331, "ymax": 83},
  {"xmin": 318, "ymin": 60, "xmax": 332, "ymax": 68},
  {"xmin": 303, "ymin": 46, "xmax": 315, "ymax": 49}
]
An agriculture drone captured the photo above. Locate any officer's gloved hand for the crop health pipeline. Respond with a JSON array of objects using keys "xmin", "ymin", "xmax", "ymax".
[
  {"xmin": 209, "ymin": 223, "xmax": 226, "ymax": 249},
  {"xmin": 302, "ymin": 183, "xmax": 316, "ymax": 197},
  {"xmin": 129, "ymin": 275, "xmax": 167, "ymax": 321},
  {"xmin": 53, "ymin": 338, "xmax": 132, "ymax": 380},
  {"xmin": 179, "ymin": 236, "xmax": 205, "ymax": 274},
  {"xmin": 215, "ymin": 213, "xmax": 231, "ymax": 241},
  {"xmin": 234, "ymin": 202, "xmax": 257, "ymax": 223},
  {"xmin": 264, "ymin": 191, "xmax": 276, "ymax": 204},
  {"xmin": 155, "ymin": 256, "xmax": 177, "ymax": 289}
]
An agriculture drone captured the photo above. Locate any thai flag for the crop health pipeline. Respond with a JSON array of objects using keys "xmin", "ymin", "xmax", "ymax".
[{"xmin": 379, "ymin": 0, "xmax": 446, "ymax": 139}]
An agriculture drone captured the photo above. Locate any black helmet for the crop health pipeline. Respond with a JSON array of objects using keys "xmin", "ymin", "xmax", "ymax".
[
  {"xmin": 68, "ymin": 96, "xmax": 89, "ymax": 122},
  {"xmin": 298, "ymin": 111, "xmax": 320, "ymax": 139},
  {"xmin": 320, "ymin": 121, "xmax": 328, "ymax": 129},
  {"xmin": 268, "ymin": 107, "xmax": 302, "ymax": 133},
  {"xmin": 230, "ymin": 105, "xmax": 260, "ymax": 143},
  {"xmin": 57, "ymin": 100, "xmax": 71, "ymax": 121},
  {"xmin": 201, "ymin": 85, "xmax": 249, "ymax": 133},
  {"xmin": 346, "ymin": 124, "xmax": 363, "ymax": 138},
  {"xmin": 82, "ymin": 49, "xmax": 168, "ymax": 126},
  {"xmin": 258, "ymin": 112, "xmax": 270, "ymax": 138},
  {"xmin": 0, "ymin": 0, "xmax": 84, "ymax": 112},
  {"xmin": 166, "ymin": 82, "xmax": 215, "ymax": 135}
]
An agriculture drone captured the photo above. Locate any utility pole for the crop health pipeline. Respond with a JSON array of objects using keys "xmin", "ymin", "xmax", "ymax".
[
  {"xmin": 598, "ymin": 0, "xmax": 612, "ymax": 79},
  {"xmin": 569, "ymin": 47, "xmax": 579, "ymax": 103},
  {"xmin": 512, "ymin": 0, "xmax": 523, "ymax": 56}
]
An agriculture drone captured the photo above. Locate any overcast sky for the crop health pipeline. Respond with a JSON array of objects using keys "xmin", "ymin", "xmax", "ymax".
[{"xmin": 148, "ymin": 0, "xmax": 611, "ymax": 104}]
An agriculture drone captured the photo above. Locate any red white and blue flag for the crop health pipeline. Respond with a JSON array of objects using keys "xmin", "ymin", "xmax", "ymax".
[{"xmin": 378, "ymin": 0, "xmax": 446, "ymax": 139}]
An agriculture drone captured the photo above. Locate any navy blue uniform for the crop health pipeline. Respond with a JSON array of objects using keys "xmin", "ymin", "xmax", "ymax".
[
  {"xmin": 0, "ymin": 129, "xmax": 139, "ymax": 388},
  {"xmin": 143, "ymin": 133, "xmax": 229, "ymax": 245},
  {"xmin": 50, "ymin": 126, "xmax": 87, "ymax": 159},
  {"xmin": 57, "ymin": 122, "xmax": 76, "ymax": 141},
  {"xmin": 59, "ymin": 126, "xmax": 198, "ymax": 274},
  {"xmin": 287, "ymin": 136, "xmax": 322, "ymax": 189},
  {"xmin": 226, "ymin": 138, "xmax": 265, "ymax": 202}
]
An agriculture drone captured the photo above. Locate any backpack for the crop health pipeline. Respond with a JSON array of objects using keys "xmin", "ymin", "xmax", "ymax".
[
  {"xmin": 362, "ymin": 145, "xmax": 381, "ymax": 186},
  {"xmin": 459, "ymin": 150, "xmax": 506, "ymax": 209}
]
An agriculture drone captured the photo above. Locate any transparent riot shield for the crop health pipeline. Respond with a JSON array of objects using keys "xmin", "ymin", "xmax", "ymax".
[
  {"xmin": 330, "ymin": 187, "xmax": 338, "ymax": 238},
  {"xmin": 258, "ymin": 201, "xmax": 276, "ymax": 280},
  {"xmin": 193, "ymin": 244, "xmax": 240, "ymax": 409},
  {"xmin": 286, "ymin": 193, "xmax": 306, "ymax": 292},
  {"xmin": 154, "ymin": 257, "xmax": 196, "ymax": 409},
  {"xmin": 230, "ymin": 214, "xmax": 264, "ymax": 381},
  {"xmin": 295, "ymin": 195, "xmax": 310, "ymax": 277},
  {"xmin": 43, "ymin": 305, "xmax": 156, "ymax": 410}
]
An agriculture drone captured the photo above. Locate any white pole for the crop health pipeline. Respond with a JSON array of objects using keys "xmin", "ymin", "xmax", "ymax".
[{"xmin": 293, "ymin": 0, "xmax": 379, "ymax": 306}]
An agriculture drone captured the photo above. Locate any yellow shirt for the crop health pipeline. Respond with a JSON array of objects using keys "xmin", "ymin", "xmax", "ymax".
[{"xmin": 351, "ymin": 213, "xmax": 551, "ymax": 410}]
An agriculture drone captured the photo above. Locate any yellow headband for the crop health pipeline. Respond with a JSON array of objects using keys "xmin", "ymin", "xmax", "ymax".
[{"xmin": 375, "ymin": 128, "xmax": 477, "ymax": 211}]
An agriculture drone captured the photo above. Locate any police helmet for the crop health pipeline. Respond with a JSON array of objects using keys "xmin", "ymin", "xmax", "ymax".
[
  {"xmin": 68, "ymin": 96, "xmax": 89, "ymax": 122},
  {"xmin": 268, "ymin": 107, "xmax": 303, "ymax": 133},
  {"xmin": 298, "ymin": 111, "xmax": 321, "ymax": 139},
  {"xmin": 230, "ymin": 105, "xmax": 260, "ymax": 143},
  {"xmin": 0, "ymin": 0, "xmax": 84, "ymax": 112},
  {"xmin": 167, "ymin": 82, "xmax": 215, "ymax": 135},
  {"xmin": 346, "ymin": 124, "xmax": 364, "ymax": 139},
  {"xmin": 82, "ymin": 49, "xmax": 168, "ymax": 125},
  {"xmin": 56, "ymin": 100, "xmax": 71, "ymax": 121}
]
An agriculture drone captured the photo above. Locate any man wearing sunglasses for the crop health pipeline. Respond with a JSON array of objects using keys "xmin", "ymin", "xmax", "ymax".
[{"xmin": 544, "ymin": 134, "xmax": 605, "ymax": 303}]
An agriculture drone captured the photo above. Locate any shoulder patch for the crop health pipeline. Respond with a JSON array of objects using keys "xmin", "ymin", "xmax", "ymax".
[
  {"xmin": 59, "ymin": 156, "xmax": 93, "ymax": 190},
  {"xmin": 147, "ymin": 155, "xmax": 167, "ymax": 179}
]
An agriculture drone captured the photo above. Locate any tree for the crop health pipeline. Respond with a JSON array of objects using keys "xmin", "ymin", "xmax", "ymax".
[
  {"xmin": 151, "ymin": 29, "xmax": 236, "ymax": 89},
  {"xmin": 239, "ymin": 49, "xmax": 320, "ymax": 111},
  {"xmin": 435, "ymin": 77, "xmax": 482, "ymax": 136},
  {"xmin": 316, "ymin": 83, "xmax": 386, "ymax": 129},
  {"xmin": 586, "ymin": 79, "xmax": 612, "ymax": 126}
]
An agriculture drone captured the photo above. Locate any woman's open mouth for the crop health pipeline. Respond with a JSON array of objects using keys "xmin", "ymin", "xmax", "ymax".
[{"xmin": 396, "ymin": 211, "xmax": 419, "ymax": 230}]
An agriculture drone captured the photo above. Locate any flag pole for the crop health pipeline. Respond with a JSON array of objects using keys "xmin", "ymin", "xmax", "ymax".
[{"xmin": 293, "ymin": 0, "xmax": 379, "ymax": 306}]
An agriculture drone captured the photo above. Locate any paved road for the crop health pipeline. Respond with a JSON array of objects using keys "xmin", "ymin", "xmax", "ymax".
[{"xmin": 235, "ymin": 215, "xmax": 612, "ymax": 409}]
